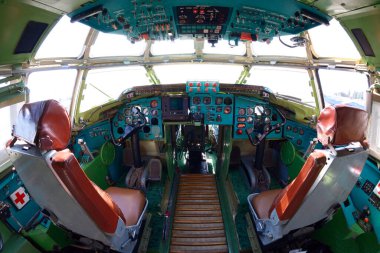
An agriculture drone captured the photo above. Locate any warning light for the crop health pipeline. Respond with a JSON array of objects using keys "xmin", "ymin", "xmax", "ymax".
[{"xmin": 236, "ymin": 129, "xmax": 243, "ymax": 135}]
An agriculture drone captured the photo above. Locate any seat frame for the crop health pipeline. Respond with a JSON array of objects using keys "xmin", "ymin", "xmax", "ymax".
[
  {"xmin": 8, "ymin": 144, "xmax": 148, "ymax": 253},
  {"xmin": 248, "ymin": 143, "xmax": 368, "ymax": 245}
]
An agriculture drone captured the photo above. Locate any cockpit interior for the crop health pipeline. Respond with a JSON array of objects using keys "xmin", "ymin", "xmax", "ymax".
[{"xmin": 0, "ymin": 0, "xmax": 379, "ymax": 253}]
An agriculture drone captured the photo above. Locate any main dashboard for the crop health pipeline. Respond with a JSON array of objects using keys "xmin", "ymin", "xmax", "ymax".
[{"xmin": 111, "ymin": 82, "xmax": 295, "ymax": 142}]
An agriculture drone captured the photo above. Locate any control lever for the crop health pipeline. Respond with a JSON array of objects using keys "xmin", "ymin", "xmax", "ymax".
[
  {"xmin": 303, "ymin": 138, "xmax": 318, "ymax": 159},
  {"xmin": 78, "ymin": 139, "xmax": 94, "ymax": 162}
]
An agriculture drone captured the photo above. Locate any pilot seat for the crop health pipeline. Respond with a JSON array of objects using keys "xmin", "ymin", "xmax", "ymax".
[
  {"xmin": 248, "ymin": 105, "xmax": 369, "ymax": 246},
  {"xmin": 7, "ymin": 100, "xmax": 147, "ymax": 253}
]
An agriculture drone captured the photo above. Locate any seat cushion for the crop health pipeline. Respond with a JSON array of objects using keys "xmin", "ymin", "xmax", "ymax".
[
  {"xmin": 251, "ymin": 189, "xmax": 282, "ymax": 219},
  {"xmin": 106, "ymin": 187, "xmax": 146, "ymax": 226},
  {"xmin": 52, "ymin": 150, "xmax": 125, "ymax": 233}
]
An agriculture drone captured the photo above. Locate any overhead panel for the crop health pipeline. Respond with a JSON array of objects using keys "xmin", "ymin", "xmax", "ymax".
[{"xmin": 68, "ymin": 0, "xmax": 331, "ymax": 44}]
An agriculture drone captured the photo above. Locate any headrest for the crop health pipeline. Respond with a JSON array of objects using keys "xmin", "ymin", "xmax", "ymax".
[
  {"xmin": 13, "ymin": 100, "xmax": 71, "ymax": 151},
  {"xmin": 317, "ymin": 105, "xmax": 368, "ymax": 146}
]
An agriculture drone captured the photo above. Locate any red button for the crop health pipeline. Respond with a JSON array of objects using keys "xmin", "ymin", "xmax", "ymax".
[
  {"xmin": 197, "ymin": 82, "xmax": 201, "ymax": 87},
  {"xmin": 364, "ymin": 217, "xmax": 369, "ymax": 223},
  {"xmin": 189, "ymin": 82, "xmax": 193, "ymax": 87},
  {"xmin": 236, "ymin": 129, "xmax": 243, "ymax": 135},
  {"xmin": 213, "ymin": 82, "xmax": 217, "ymax": 87},
  {"xmin": 205, "ymin": 82, "xmax": 209, "ymax": 87}
]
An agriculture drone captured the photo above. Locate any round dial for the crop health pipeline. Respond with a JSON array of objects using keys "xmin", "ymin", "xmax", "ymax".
[
  {"xmin": 247, "ymin": 107, "xmax": 254, "ymax": 115},
  {"xmin": 238, "ymin": 108, "xmax": 246, "ymax": 116},
  {"xmin": 151, "ymin": 109, "xmax": 158, "ymax": 116},
  {"xmin": 215, "ymin": 97, "xmax": 223, "ymax": 105},
  {"xmin": 247, "ymin": 116, "xmax": 254, "ymax": 124},
  {"xmin": 264, "ymin": 108, "xmax": 271, "ymax": 116},
  {"xmin": 255, "ymin": 105, "xmax": 264, "ymax": 116},
  {"xmin": 203, "ymin": 96, "xmax": 211, "ymax": 104},
  {"xmin": 224, "ymin": 97, "xmax": 232, "ymax": 105},
  {"xmin": 124, "ymin": 108, "xmax": 131, "ymax": 116},
  {"xmin": 264, "ymin": 117, "xmax": 271, "ymax": 124},
  {"xmin": 150, "ymin": 100, "xmax": 158, "ymax": 108},
  {"xmin": 193, "ymin": 96, "xmax": 201, "ymax": 105},
  {"xmin": 142, "ymin": 108, "xmax": 149, "ymax": 115},
  {"xmin": 224, "ymin": 106, "xmax": 231, "ymax": 114}
]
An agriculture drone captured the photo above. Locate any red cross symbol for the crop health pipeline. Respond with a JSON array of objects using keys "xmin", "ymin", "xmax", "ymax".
[
  {"xmin": 14, "ymin": 192, "xmax": 26, "ymax": 205},
  {"xmin": 10, "ymin": 187, "xmax": 30, "ymax": 209}
]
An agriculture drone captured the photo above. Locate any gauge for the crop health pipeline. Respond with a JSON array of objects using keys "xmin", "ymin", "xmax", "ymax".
[
  {"xmin": 125, "ymin": 117, "xmax": 132, "ymax": 125},
  {"xmin": 238, "ymin": 108, "xmax": 246, "ymax": 116},
  {"xmin": 203, "ymin": 96, "xmax": 211, "ymax": 104},
  {"xmin": 224, "ymin": 106, "xmax": 231, "ymax": 114},
  {"xmin": 264, "ymin": 108, "xmax": 271, "ymax": 116},
  {"xmin": 151, "ymin": 109, "xmax": 158, "ymax": 116},
  {"xmin": 255, "ymin": 105, "xmax": 264, "ymax": 116},
  {"xmin": 299, "ymin": 129, "xmax": 304, "ymax": 135},
  {"xmin": 215, "ymin": 97, "xmax": 223, "ymax": 105},
  {"xmin": 142, "ymin": 108, "xmax": 149, "ymax": 115},
  {"xmin": 216, "ymin": 106, "xmax": 222, "ymax": 112},
  {"xmin": 286, "ymin": 125, "xmax": 292, "ymax": 131},
  {"xmin": 247, "ymin": 116, "xmax": 254, "ymax": 124},
  {"xmin": 264, "ymin": 117, "xmax": 271, "ymax": 124},
  {"xmin": 150, "ymin": 100, "xmax": 158, "ymax": 108},
  {"xmin": 264, "ymin": 125, "xmax": 271, "ymax": 132},
  {"xmin": 193, "ymin": 96, "xmax": 201, "ymax": 105},
  {"xmin": 293, "ymin": 127, "xmax": 298, "ymax": 133},
  {"xmin": 224, "ymin": 97, "xmax": 233, "ymax": 105},
  {"xmin": 124, "ymin": 108, "xmax": 131, "ymax": 116},
  {"xmin": 237, "ymin": 123, "xmax": 246, "ymax": 129},
  {"xmin": 151, "ymin": 118, "xmax": 159, "ymax": 125},
  {"xmin": 237, "ymin": 117, "xmax": 246, "ymax": 122},
  {"xmin": 247, "ymin": 107, "xmax": 254, "ymax": 115}
]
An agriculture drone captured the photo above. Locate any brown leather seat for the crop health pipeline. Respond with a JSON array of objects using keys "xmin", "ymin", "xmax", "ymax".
[
  {"xmin": 251, "ymin": 105, "xmax": 368, "ymax": 222},
  {"xmin": 51, "ymin": 150, "xmax": 146, "ymax": 231},
  {"xmin": 251, "ymin": 151, "xmax": 326, "ymax": 220},
  {"xmin": 11, "ymin": 99, "xmax": 147, "ymax": 235},
  {"xmin": 105, "ymin": 187, "xmax": 146, "ymax": 226}
]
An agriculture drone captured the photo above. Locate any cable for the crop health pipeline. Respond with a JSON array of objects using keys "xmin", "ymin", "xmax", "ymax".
[{"xmin": 279, "ymin": 36, "xmax": 297, "ymax": 48}]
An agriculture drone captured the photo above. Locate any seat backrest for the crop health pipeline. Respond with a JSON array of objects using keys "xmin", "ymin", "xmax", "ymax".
[
  {"xmin": 8, "ymin": 100, "xmax": 126, "ymax": 241},
  {"xmin": 270, "ymin": 105, "xmax": 368, "ymax": 224},
  {"xmin": 12, "ymin": 100, "xmax": 71, "ymax": 151}
]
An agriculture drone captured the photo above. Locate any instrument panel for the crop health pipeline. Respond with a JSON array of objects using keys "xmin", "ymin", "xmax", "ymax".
[
  {"xmin": 233, "ymin": 96, "xmax": 282, "ymax": 139},
  {"xmin": 283, "ymin": 120, "xmax": 318, "ymax": 153},
  {"xmin": 68, "ymin": 0, "xmax": 331, "ymax": 43},
  {"xmin": 112, "ymin": 97, "xmax": 163, "ymax": 141},
  {"xmin": 189, "ymin": 94, "xmax": 234, "ymax": 125},
  {"xmin": 345, "ymin": 160, "xmax": 380, "ymax": 242}
]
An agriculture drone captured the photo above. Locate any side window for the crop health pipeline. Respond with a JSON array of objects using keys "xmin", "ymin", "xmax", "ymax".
[
  {"xmin": 368, "ymin": 98, "xmax": 380, "ymax": 160},
  {"xmin": 35, "ymin": 16, "xmax": 90, "ymax": 59},
  {"xmin": 27, "ymin": 70, "xmax": 77, "ymax": 111},
  {"xmin": 80, "ymin": 66, "xmax": 151, "ymax": 113},
  {"xmin": 318, "ymin": 69, "xmax": 368, "ymax": 109},
  {"xmin": 0, "ymin": 103, "xmax": 22, "ymax": 165}
]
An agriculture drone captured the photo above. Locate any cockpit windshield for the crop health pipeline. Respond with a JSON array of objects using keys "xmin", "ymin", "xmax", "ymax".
[{"xmin": 32, "ymin": 14, "xmax": 364, "ymax": 113}]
